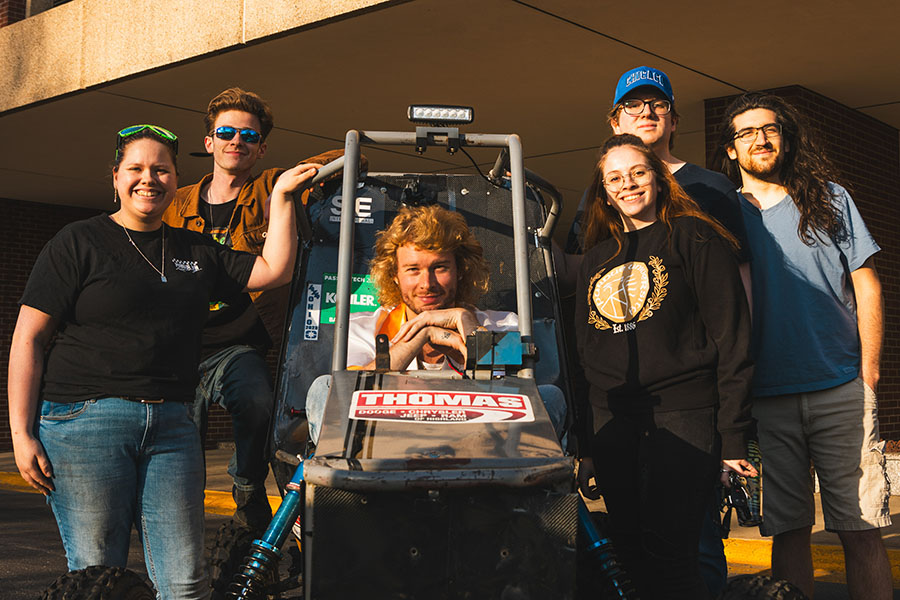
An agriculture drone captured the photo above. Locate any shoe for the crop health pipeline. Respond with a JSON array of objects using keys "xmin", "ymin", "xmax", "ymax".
[{"xmin": 232, "ymin": 485, "xmax": 273, "ymax": 534}]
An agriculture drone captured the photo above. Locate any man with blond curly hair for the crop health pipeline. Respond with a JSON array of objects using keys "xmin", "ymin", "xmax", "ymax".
[
  {"xmin": 305, "ymin": 204, "xmax": 566, "ymax": 444},
  {"xmin": 345, "ymin": 204, "xmax": 515, "ymax": 371}
]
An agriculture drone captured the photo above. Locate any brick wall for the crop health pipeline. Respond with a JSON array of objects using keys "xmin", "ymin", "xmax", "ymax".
[
  {"xmin": 705, "ymin": 85, "xmax": 900, "ymax": 440},
  {"xmin": 0, "ymin": 0, "xmax": 26, "ymax": 26},
  {"xmin": 0, "ymin": 197, "xmax": 239, "ymax": 452}
]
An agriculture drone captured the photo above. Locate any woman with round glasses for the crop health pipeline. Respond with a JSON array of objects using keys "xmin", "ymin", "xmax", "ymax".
[
  {"xmin": 574, "ymin": 134, "xmax": 756, "ymax": 599},
  {"xmin": 8, "ymin": 124, "xmax": 320, "ymax": 599}
]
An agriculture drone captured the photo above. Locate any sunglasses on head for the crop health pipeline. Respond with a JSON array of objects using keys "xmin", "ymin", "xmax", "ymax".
[
  {"xmin": 213, "ymin": 126, "xmax": 262, "ymax": 144},
  {"xmin": 116, "ymin": 124, "xmax": 179, "ymax": 157}
]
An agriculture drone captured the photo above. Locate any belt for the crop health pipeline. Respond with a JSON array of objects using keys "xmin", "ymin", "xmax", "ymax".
[{"xmin": 119, "ymin": 396, "xmax": 166, "ymax": 404}]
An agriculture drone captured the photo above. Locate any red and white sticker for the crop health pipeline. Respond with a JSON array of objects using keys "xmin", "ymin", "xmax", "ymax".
[{"xmin": 349, "ymin": 390, "xmax": 535, "ymax": 424}]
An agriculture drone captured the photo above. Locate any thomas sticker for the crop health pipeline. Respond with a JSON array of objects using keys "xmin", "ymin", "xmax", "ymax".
[{"xmin": 349, "ymin": 390, "xmax": 535, "ymax": 423}]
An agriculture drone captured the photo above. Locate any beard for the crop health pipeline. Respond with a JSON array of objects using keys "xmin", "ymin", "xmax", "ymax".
[
  {"xmin": 737, "ymin": 144, "xmax": 784, "ymax": 180},
  {"xmin": 400, "ymin": 289, "xmax": 456, "ymax": 315}
]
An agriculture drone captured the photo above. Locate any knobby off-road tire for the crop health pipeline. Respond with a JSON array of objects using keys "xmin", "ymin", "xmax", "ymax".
[
  {"xmin": 718, "ymin": 574, "xmax": 810, "ymax": 600},
  {"xmin": 41, "ymin": 566, "xmax": 154, "ymax": 600},
  {"xmin": 207, "ymin": 519, "xmax": 280, "ymax": 600}
]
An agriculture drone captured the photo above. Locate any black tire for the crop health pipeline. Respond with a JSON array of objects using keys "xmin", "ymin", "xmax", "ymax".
[
  {"xmin": 718, "ymin": 574, "xmax": 810, "ymax": 600},
  {"xmin": 207, "ymin": 519, "xmax": 277, "ymax": 600},
  {"xmin": 41, "ymin": 566, "xmax": 154, "ymax": 600}
]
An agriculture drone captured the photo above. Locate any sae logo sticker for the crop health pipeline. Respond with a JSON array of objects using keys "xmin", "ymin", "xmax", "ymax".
[
  {"xmin": 304, "ymin": 283, "xmax": 322, "ymax": 341},
  {"xmin": 329, "ymin": 196, "xmax": 374, "ymax": 224}
]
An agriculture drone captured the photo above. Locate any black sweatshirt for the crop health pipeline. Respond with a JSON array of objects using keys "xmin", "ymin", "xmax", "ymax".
[{"xmin": 574, "ymin": 216, "xmax": 753, "ymax": 458}]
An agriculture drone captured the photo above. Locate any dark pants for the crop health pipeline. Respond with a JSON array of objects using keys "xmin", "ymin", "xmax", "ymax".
[
  {"xmin": 195, "ymin": 345, "xmax": 273, "ymax": 492},
  {"xmin": 698, "ymin": 487, "xmax": 727, "ymax": 597},
  {"xmin": 590, "ymin": 406, "xmax": 719, "ymax": 600}
]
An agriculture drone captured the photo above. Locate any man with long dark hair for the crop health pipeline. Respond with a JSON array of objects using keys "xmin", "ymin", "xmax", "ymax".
[{"xmin": 717, "ymin": 92, "xmax": 891, "ymax": 599}]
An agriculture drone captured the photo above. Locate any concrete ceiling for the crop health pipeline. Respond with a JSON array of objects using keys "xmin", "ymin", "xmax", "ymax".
[{"xmin": 2, "ymin": 0, "xmax": 899, "ymax": 234}]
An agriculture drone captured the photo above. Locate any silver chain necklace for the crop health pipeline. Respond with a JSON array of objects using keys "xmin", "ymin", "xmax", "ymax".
[{"xmin": 120, "ymin": 222, "xmax": 167, "ymax": 283}]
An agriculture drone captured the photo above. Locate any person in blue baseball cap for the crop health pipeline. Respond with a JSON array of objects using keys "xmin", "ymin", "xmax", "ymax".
[
  {"xmin": 610, "ymin": 66, "xmax": 678, "ymax": 162},
  {"xmin": 609, "ymin": 64, "xmax": 751, "ymax": 600},
  {"xmin": 566, "ymin": 66, "xmax": 750, "ymax": 269}
]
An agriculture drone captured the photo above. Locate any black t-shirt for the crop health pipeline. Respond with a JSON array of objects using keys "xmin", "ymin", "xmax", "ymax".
[
  {"xmin": 565, "ymin": 163, "xmax": 750, "ymax": 262},
  {"xmin": 21, "ymin": 214, "xmax": 257, "ymax": 403},
  {"xmin": 201, "ymin": 199, "xmax": 271, "ymax": 359},
  {"xmin": 574, "ymin": 217, "xmax": 753, "ymax": 457},
  {"xmin": 672, "ymin": 163, "xmax": 750, "ymax": 263}
]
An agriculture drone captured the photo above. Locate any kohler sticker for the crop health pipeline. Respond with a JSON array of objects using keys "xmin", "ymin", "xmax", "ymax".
[
  {"xmin": 349, "ymin": 390, "xmax": 534, "ymax": 423},
  {"xmin": 304, "ymin": 283, "xmax": 322, "ymax": 341}
]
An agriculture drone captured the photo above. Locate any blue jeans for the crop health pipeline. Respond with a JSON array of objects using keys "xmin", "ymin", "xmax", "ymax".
[
  {"xmin": 306, "ymin": 375, "xmax": 567, "ymax": 444},
  {"xmin": 40, "ymin": 398, "xmax": 209, "ymax": 600},
  {"xmin": 196, "ymin": 346, "xmax": 273, "ymax": 492}
]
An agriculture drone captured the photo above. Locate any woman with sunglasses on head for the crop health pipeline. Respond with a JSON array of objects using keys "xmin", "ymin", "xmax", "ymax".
[
  {"xmin": 8, "ymin": 124, "xmax": 320, "ymax": 599},
  {"xmin": 573, "ymin": 134, "xmax": 756, "ymax": 599}
]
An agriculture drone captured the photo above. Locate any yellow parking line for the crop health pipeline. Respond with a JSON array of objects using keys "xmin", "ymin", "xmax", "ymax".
[
  {"xmin": 724, "ymin": 538, "xmax": 900, "ymax": 586},
  {"xmin": 0, "ymin": 471, "xmax": 280, "ymax": 516},
  {"xmin": 0, "ymin": 471, "xmax": 37, "ymax": 493},
  {"xmin": 204, "ymin": 489, "xmax": 281, "ymax": 516}
]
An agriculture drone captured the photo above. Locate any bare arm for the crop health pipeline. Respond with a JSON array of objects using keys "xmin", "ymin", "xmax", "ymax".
[
  {"xmin": 392, "ymin": 308, "xmax": 481, "ymax": 345},
  {"xmin": 851, "ymin": 257, "xmax": 883, "ymax": 391},
  {"xmin": 8, "ymin": 305, "xmax": 57, "ymax": 494},
  {"xmin": 245, "ymin": 163, "xmax": 321, "ymax": 291},
  {"xmin": 358, "ymin": 326, "xmax": 467, "ymax": 371}
]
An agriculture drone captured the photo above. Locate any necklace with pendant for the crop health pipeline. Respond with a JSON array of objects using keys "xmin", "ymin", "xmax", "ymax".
[{"xmin": 120, "ymin": 221, "xmax": 167, "ymax": 283}]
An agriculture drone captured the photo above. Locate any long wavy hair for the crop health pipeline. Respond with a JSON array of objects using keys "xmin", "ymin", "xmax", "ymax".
[
  {"xmin": 582, "ymin": 134, "xmax": 738, "ymax": 259},
  {"xmin": 714, "ymin": 92, "xmax": 846, "ymax": 245},
  {"xmin": 370, "ymin": 205, "xmax": 490, "ymax": 308}
]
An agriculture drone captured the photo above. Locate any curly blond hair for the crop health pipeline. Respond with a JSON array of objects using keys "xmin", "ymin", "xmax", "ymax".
[{"xmin": 370, "ymin": 205, "xmax": 489, "ymax": 308}]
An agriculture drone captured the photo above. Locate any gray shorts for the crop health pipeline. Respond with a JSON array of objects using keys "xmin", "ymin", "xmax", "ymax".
[{"xmin": 752, "ymin": 378, "xmax": 891, "ymax": 536}]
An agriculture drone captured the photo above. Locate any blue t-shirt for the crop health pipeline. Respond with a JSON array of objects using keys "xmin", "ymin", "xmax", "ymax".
[{"xmin": 741, "ymin": 184, "xmax": 879, "ymax": 397}]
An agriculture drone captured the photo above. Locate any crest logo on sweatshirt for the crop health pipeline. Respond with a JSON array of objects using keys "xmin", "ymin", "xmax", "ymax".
[{"xmin": 587, "ymin": 257, "xmax": 667, "ymax": 333}]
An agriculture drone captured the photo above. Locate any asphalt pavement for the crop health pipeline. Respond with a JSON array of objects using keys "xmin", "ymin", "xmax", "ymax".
[{"xmin": 2, "ymin": 447, "xmax": 900, "ymax": 599}]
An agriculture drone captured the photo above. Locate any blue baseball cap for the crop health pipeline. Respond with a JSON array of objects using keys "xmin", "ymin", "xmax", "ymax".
[{"xmin": 613, "ymin": 66, "xmax": 674, "ymax": 105}]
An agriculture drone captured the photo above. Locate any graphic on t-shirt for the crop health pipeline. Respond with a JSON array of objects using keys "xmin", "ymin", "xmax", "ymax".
[
  {"xmin": 209, "ymin": 225, "xmax": 231, "ymax": 312},
  {"xmin": 587, "ymin": 256, "xmax": 668, "ymax": 332}
]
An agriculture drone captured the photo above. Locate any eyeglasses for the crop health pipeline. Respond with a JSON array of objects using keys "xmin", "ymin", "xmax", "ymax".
[
  {"xmin": 620, "ymin": 98, "xmax": 672, "ymax": 116},
  {"xmin": 213, "ymin": 126, "xmax": 262, "ymax": 144},
  {"xmin": 117, "ymin": 124, "xmax": 179, "ymax": 155},
  {"xmin": 603, "ymin": 166, "xmax": 654, "ymax": 192},
  {"xmin": 732, "ymin": 123, "xmax": 782, "ymax": 144}
]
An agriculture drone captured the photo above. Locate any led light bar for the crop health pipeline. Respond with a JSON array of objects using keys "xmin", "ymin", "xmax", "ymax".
[{"xmin": 407, "ymin": 104, "xmax": 474, "ymax": 125}]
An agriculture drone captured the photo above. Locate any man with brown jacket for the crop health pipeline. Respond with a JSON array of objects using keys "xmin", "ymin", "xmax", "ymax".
[{"xmin": 164, "ymin": 87, "xmax": 328, "ymax": 531}]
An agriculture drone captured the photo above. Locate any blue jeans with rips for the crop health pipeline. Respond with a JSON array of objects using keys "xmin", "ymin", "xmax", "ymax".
[
  {"xmin": 195, "ymin": 345, "xmax": 273, "ymax": 493},
  {"xmin": 40, "ymin": 397, "xmax": 209, "ymax": 600}
]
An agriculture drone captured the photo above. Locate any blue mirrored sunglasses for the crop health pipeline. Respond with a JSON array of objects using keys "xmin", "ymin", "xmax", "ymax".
[{"xmin": 213, "ymin": 126, "xmax": 262, "ymax": 144}]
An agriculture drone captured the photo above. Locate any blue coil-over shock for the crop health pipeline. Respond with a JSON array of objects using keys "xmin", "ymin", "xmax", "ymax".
[
  {"xmin": 227, "ymin": 457, "xmax": 308, "ymax": 599},
  {"xmin": 577, "ymin": 498, "xmax": 639, "ymax": 599}
]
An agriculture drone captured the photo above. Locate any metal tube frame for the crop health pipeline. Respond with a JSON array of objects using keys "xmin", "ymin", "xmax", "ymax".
[{"xmin": 330, "ymin": 128, "xmax": 536, "ymax": 377}]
